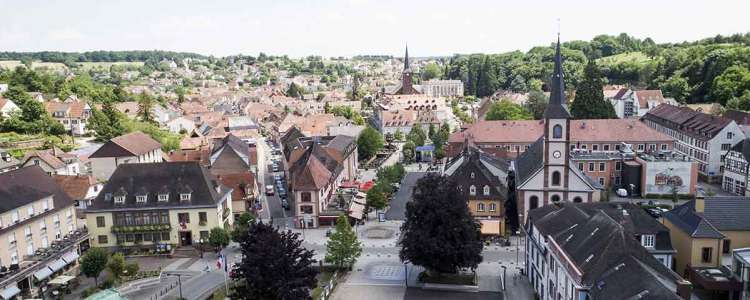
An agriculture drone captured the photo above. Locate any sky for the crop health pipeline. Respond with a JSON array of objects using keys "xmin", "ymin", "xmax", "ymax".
[{"xmin": 1, "ymin": 0, "xmax": 749, "ymax": 58}]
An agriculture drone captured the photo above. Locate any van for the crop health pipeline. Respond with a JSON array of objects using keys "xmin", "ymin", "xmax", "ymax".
[{"xmin": 265, "ymin": 185, "xmax": 274, "ymax": 196}]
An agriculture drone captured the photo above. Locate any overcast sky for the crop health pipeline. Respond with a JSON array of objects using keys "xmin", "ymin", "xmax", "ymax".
[{"xmin": 1, "ymin": 0, "xmax": 748, "ymax": 58}]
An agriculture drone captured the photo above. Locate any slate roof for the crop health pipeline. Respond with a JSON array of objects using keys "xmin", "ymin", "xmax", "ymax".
[
  {"xmin": 663, "ymin": 200, "xmax": 724, "ymax": 238},
  {"xmin": 210, "ymin": 134, "xmax": 250, "ymax": 166},
  {"xmin": 514, "ymin": 137, "xmax": 544, "ymax": 184},
  {"xmin": 544, "ymin": 38, "xmax": 572, "ymax": 119},
  {"xmin": 730, "ymin": 138, "xmax": 750, "ymax": 163},
  {"xmin": 725, "ymin": 110, "xmax": 750, "ymax": 126},
  {"xmin": 89, "ymin": 131, "xmax": 162, "ymax": 158},
  {"xmin": 529, "ymin": 202, "xmax": 683, "ymax": 300},
  {"xmin": 0, "ymin": 166, "xmax": 75, "ymax": 236},
  {"xmin": 444, "ymin": 146, "xmax": 509, "ymax": 203},
  {"xmin": 88, "ymin": 162, "xmax": 229, "ymax": 211},
  {"xmin": 643, "ymin": 104, "xmax": 734, "ymax": 141}
]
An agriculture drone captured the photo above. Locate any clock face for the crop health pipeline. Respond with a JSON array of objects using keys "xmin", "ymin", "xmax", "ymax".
[{"xmin": 553, "ymin": 151, "xmax": 561, "ymax": 158}]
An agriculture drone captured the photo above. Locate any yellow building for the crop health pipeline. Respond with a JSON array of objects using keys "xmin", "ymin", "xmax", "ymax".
[
  {"xmin": 0, "ymin": 166, "xmax": 88, "ymax": 299},
  {"xmin": 86, "ymin": 162, "xmax": 233, "ymax": 251},
  {"xmin": 664, "ymin": 197, "xmax": 750, "ymax": 279}
]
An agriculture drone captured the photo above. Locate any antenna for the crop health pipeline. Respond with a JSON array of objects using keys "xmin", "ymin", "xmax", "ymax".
[{"xmin": 556, "ymin": 18, "xmax": 561, "ymax": 39}]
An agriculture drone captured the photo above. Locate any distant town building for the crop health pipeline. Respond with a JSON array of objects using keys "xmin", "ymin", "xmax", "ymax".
[
  {"xmin": 44, "ymin": 97, "xmax": 91, "ymax": 136},
  {"xmin": 607, "ymin": 89, "xmax": 675, "ymax": 119},
  {"xmin": 0, "ymin": 148, "xmax": 20, "ymax": 173},
  {"xmin": 0, "ymin": 97, "xmax": 20, "ymax": 117},
  {"xmin": 89, "ymin": 131, "xmax": 163, "ymax": 181},
  {"xmin": 22, "ymin": 148, "xmax": 81, "ymax": 176},
  {"xmin": 419, "ymin": 79, "xmax": 464, "ymax": 98},
  {"xmin": 722, "ymin": 138, "xmax": 750, "ymax": 196}
]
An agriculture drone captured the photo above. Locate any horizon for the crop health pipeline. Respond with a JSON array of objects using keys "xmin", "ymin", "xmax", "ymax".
[{"xmin": 2, "ymin": 0, "xmax": 749, "ymax": 58}]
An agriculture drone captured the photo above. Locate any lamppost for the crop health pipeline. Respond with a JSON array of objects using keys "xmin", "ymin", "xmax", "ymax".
[
  {"xmin": 501, "ymin": 265, "xmax": 507, "ymax": 291},
  {"xmin": 403, "ymin": 262, "xmax": 408, "ymax": 287},
  {"xmin": 198, "ymin": 238, "xmax": 205, "ymax": 258}
]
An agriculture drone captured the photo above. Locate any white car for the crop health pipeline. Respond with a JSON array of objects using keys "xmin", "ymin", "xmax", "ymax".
[{"xmin": 616, "ymin": 188, "xmax": 628, "ymax": 197}]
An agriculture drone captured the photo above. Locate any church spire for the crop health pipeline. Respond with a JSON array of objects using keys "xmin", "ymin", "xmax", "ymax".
[
  {"xmin": 543, "ymin": 34, "xmax": 571, "ymax": 119},
  {"xmin": 404, "ymin": 43, "xmax": 410, "ymax": 71}
]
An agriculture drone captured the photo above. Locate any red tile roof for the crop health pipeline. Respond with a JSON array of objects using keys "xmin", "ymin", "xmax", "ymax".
[{"xmin": 54, "ymin": 174, "xmax": 96, "ymax": 200}]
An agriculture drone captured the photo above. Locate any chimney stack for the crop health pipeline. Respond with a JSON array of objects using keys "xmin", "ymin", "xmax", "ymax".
[{"xmin": 695, "ymin": 197, "xmax": 705, "ymax": 213}]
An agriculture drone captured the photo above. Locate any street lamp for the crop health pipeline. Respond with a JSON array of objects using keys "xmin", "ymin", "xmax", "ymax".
[
  {"xmin": 500, "ymin": 265, "xmax": 507, "ymax": 291},
  {"xmin": 198, "ymin": 238, "xmax": 205, "ymax": 258}
]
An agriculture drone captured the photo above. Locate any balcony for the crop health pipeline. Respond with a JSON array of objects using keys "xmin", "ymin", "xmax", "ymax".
[{"xmin": 111, "ymin": 224, "xmax": 171, "ymax": 233}]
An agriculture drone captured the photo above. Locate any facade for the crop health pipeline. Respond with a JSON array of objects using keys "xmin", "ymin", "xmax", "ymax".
[
  {"xmin": 607, "ymin": 89, "xmax": 675, "ymax": 119},
  {"xmin": 419, "ymin": 79, "xmax": 464, "ymax": 98},
  {"xmin": 443, "ymin": 146, "xmax": 509, "ymax": 236},
  {"xmin": 54, "ymin": 174, "xmax": 103, "ymax": 226},
  {"xmin": 447, "ymin": 119, "xmax": 674, "ymax": 159},
  {"xmin": 526, "ymin": 202, "xmax": 689, "ymax": 300},
  {"xmin": 166, "ymin": 116, "xmax": 196, "ymax": 134},
  {"xmin": 642, "ymin": 104, "xmax": 745, "ymax": 182},
  {"xmin": 513, "ymin": 40, "xmax": 602, "ymax": 221},
  {"xmin": 44, "ymin": 98, "xmax": 91, "ymax": 135},
  {"xmin": 0, "ymin": 167, "xmax": 88, "ymax": 299},
  {"xmin": 21, "ymin": 148, "xmax": 81, "ymax": 176},
  {"xmin": 722, "ymin": 139, "xmax": 750, "ymax": 196},
  {"xmin": 0, "ymin": 97, "xmax": 20, "ymax": 117},
  {"xmin": 86, "ymin": 162, "xmax": 233, "ymax": 251},
  {"xmin": 89, "ymin": 131, "xmax": 163, "ymax": 181},
  {"xmin": 287, "ymin": 135, "xmax": 358, "ymax": 228}
]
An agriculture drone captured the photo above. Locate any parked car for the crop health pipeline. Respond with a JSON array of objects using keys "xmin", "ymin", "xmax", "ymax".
[
  {"xmin": 645, "ymin": 208, "xmax": 662, "ymax": 218},
  {"xmin": 281, "ymin": 199, "xmax": 290, "ymax": 210},
  {"xmin": 271, "ymin": 164, "xmax": 279, "ymax": 172},
  {"xmin": 615, "ymin": 188, "xmax": 628, "ymax": 197},
  {"xmin": 265, "ymin": 185, "xmax": 274, "ymax": 196},
  {"xmin": 273, "ymin": 174, "xmax": 282, "ymax": 181},
  {"xmin": 278, "ymin": 188, "xmax": 287, "ymax": 197}
]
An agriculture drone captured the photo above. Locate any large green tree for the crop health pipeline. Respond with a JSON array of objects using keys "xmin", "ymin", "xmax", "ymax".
[
  {"xmin": 88, "ymin": 101, "xmax": 126, "ymax": 141},
  {"xmin": 325, "ymin": 215, "xmax": 363, "ymax": 269},
  {"xmin": 570, "ymin": 61, "xmax": 617, "ymax": 119},
  {"xmin": 524, "ymin": 90, "xmax": 549, "ymax": 119},
  {"xmin": 421, "ymin": 62, "xmax": 442, "ymax": 81},
  {"xmin": 711, "ymin": 66, "xmax": 750, "ymax": 105},
  {"xmin": 286, "ymin": 82, "xmax": 304, "ymax": 98},
  {"xmin": 107, "ymin": 252, "xmax": 126, "ymax": 281},
  {"xmin": 407, "ymin": 125, "xmax": 426, "ymax": 147},
  {"xmin": 136, "ymin": 91, "xmax": 155, "ymax": 123},
  {"xmin": 209, "ymin": 227, "xmax": 231, "ymax": 250},
  {"xmin": 80, "ymin": 248, "xmax": 109, "ymax": 286},
  {"xmin": 357, "ymin": 127, "xmax": 384, "ymax": 160},
  {"xmin": 485, "ymin": 100, "xmax": 533, "ymax": 120},
  {"xmin": 399, "ymin": 173, "xmax": 483, "ymax": 274},
  {"xmin": 232, "ymin": 221, "xmax": 318, "ymax": 299}
]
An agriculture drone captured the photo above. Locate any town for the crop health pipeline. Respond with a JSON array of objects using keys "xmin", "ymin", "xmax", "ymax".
[{"xmin": 2, "ymin": 3, "xmax": 750, "ymax": 300}]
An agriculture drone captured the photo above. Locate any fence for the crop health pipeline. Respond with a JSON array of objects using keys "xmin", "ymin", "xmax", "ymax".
[{"xmin": 317, "ymin": 271, "xmax": 339, "ymax": 300}]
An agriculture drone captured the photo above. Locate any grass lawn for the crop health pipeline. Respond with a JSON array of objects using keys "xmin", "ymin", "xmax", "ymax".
[
  {"xmin": 77, "ymin": 61, "xmax": 145, "ymax": 71},
  {"xmin": 596, "ymin": 51, "xmax": 651, "ymax": 66},
  {"xmin": 0, "ymin": 60, "xmax": 67, "ymax": 70},
  {"xmin": 419, "ymin": 271, "xmax": 476, "ymax": 286}
]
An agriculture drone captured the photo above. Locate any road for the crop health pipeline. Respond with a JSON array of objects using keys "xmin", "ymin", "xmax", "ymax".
[
  {"xmin": 385, "ymin": 172, "xmax": 425, "ymax": 220},
  {"xmin": 256, "ymin": 137, "xmax": 294, "ymax": 228}
]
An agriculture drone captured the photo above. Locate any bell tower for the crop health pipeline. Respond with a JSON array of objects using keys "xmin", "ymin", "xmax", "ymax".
[{"xmin": 543, "ymin": 35, "xmax": 572, "ymax": 200}]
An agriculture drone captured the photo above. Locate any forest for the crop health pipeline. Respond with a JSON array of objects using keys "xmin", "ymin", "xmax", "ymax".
[{"xmin": 444, "ymin": 33, "xmax": 750, "ymax": 105}]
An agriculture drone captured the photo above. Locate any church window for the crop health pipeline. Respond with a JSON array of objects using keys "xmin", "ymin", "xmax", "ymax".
[
  {"xmin": 551, "ymin": 195, "xmax": 561, "ymax": 202},
  {"xmin": 553, "ymin": 125, "xmax": 563, "ymax": 139},
  {"xmin": 552, "ymin": 171, "xmax": 561, "ymax": 186},
  {"xmin": 573, "ymin": 197, "xmax": 583, "ymax": 203}
]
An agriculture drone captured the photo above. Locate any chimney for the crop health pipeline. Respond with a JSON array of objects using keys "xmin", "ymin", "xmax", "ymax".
[
  {"xmin": 695, "ymin": 198, "xmax": 705, "ymax": 213},
  {"xmin": 676, "ymin": 279, "xmax": 692, "ymax": 300}
]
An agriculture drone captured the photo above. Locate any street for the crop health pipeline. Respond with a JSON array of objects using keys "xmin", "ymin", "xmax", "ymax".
[{"xmin": 385, "ymin": 172, "xmax": 426, "ymax": 220}]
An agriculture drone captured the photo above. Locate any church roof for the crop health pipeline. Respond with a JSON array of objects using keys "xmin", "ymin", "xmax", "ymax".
[{"xmin": 544, "ymin": 37, "xmax": 572, "ymax": 119}]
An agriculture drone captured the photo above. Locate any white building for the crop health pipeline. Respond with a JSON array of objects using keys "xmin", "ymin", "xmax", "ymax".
[
  {"xmin": 167, "ymin": 116, "xmax": 197, "ymax": 133},
  {"xmin": 722, "ymin": 139, "xmax": 750, "ymax": 195},
  {"xmin": 0, "ymin": 97, "xmax": 20, "ymax": 117},
  {"xmin": 642, "ymin": 104, "xmax": 745, "ymax": 182},
  {"xmin": 607, "ymin": 89, "xmax": 676, "ymax": 119},
  {"xmin": 21, "ymin": 148, "xmax": 81, "ymax": 176},
  {"xmin": 44, "ymin": 98, "xmax": 91, "ymax": 136},
  {"xmin": 88, "ymin": 131, "xmax": 163, "ymax": 181},
  {"xmin": 418, "ymin": 79, "xmax": 464, "ymax": 98}
]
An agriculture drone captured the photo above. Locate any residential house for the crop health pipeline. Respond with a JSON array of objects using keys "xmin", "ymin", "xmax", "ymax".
[
  {"xmin": 54, "ymin": 174, "xmax": 102, "ymax": 226},
  {"xmin": 526, "ymin": 202, "xmax": 690, "ymax": 300},
  {"xmin": 0, "ymin": 167, "xmax": 87, "ymax": 299},
  {"xmin": 86, "ymin": 162, "xmax": 233, "ymax": 250},
  {"xmin": 89, "ymin": 131, "xmax": 163, "ymax": 181},
  {"xmin": 607, "ymin": 89, "xmax": 675, "ymax": 119},
  {"xmin": 22, "ymin": 148, "xmax": 81, "ymax": 176},
  {"xmin": 663, "ymin": 197, "xmax": 750, "ymax": 296},
  {"xmin": 723, "ymin": 109, "xmax": 750, "ymax": 137},
  {"xmin": 722, "ymin": 139, "xmax": 750, "ymax": 196},
  {"xmin": 642, "ymin": 104, "xmax": 745, "ymax": 182},
  {"xmin": 0, "ymin": 97, "xmax": 20, "ymax": 117},
  {"xmin": 44, "ymin": 98, "xmax": 91, "ymax": 135},
  {"xmin": 443, "ymin": 146, "xmax": 509, "ymax": 236},
  {"xmin": 166, "ymin": 116, "xmax": 196, "ymax": 134},
  {"xmin": 0, "ymin": 148, "xmax": 20, "ymax": 173}
]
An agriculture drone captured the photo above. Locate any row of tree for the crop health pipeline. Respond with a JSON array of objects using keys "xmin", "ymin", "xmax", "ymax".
[{"xmin": 0, "ymin": 50, "xmax": 206, "ymax": 64}]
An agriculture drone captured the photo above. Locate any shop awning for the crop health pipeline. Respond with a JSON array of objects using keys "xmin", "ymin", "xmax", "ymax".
[
  {"xmin": 48, "ymin": 275, "xmax": 76, "ymax": 285},
  {"xmin": 480, "ymin": 220, "xmax": 501, "ymax": 235},
  {"xmin": 0, "ymin": 284, "xmax": 20, "ymax": 300},
  {"xmin": 33, "ymin": 267, "xmax": 54, "ymax": 281},
  {"xmin": 48, "ymin": 259, "xmax": 67, "ymax": 272},
  {"xmin": 61, "ymin": 251, "xmax": 80, "ymax": 264},
  {"xmin": 348, "ymin": 202, "xmax": 365, "ymax": 220}
]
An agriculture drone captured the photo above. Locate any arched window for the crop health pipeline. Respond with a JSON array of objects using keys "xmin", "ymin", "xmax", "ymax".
[
  {"xmin": 469, "ymin": 185, "xmax": 476, "ymax": 196},
  {"xmin": 552, "ymin": 171, "xmax": 561, "ymax": 186},
  {"xmin": 483, "ymin": 185, "xmax": 490, "ymax": 196},
  {"xmin": 553, "ymin": 124, "xmax": 563, "ymax": 139},
  {"xmin": 529, "ymin": 196, "xmax": 539, "ymax": 210},
  {"xmin": 573, "ymin": 197, "xmax": 583, "ymax": 203},
  {"xmin": 470, "ymin": 172, "xmax": 475, "ymax": 179},
  {"xmin": 477, "ymin": 203, "xmax": 485, "ymax": 212},
  {"xmin": 551, "ymin": 194, "xmax": 561, "ymax": 202}
]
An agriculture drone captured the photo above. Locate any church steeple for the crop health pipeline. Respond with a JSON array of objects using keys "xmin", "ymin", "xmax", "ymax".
[
  {"xmin": 544, "ymin": 35, "xmax": 572, "ymax": 119},
  {"xmin": 403, "ymin": 44, "xmax": 410, "ymax": 71}
]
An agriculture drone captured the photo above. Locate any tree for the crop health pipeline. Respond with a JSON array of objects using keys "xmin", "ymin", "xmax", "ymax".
[
  {"xmin": 80, "ymin": 248, "xmax": 109, "ymax": 286},
  {"xmin": 659, "ymin": 75, "xmax": 690, "ymax": 102},
  {"xmin": 357, "ymin": 127, "xmax": 384, "ymax": 160},
  {"xmin": 286, "ymin": 82, "xmax": 304, "ymax": 98},
  {"xmin": 88, "ymin": 101, "xmax": 126, "ymax": 141},
  {"xmin": 524, "ymin": 90, "xmax": 549, "ymax": 119},
  {"xmin": 232, "ymin": 222, "xmax": 318, "ymax": 299},
  {"xmin": 421, "ymin": 63, "xmax": 442, "ymax": 81},
  {"xmin": 393, "ymin": 129, "xmax": 404, "ymax": 141},
  {"xmin": 711, "ymin": 66, "xmax": 750, "ymax": 105},
  {"xmin": 509, "ymin": 74, "xmax": 528, "ymax": 92},
  {"xmin": 399, "ymin": 174, "xmax": 483, "ymax": 274},
  {"xmin": 107, "ymin": 252, "xmax": 126, "ymax": 281},
  {"xmin": 366, "ymin": 184, "xmax": 388, "ymax": 211},
  {"xmin": 136, "ymin": 91, "xmax": 155, "ymax": 123},
  {"xmin": 325, "ymin": 215, "xmax": 363, "ymax": 269},
  {"xmin": 402, "ymin": 141, "xmax": 416, "ymax": 162},
  {"xmin": 570, "ymin": 61, "xmax": 617, "ymax": 119},
  {"xmin": 231, "ymin": 212, "xmax": 256, "ymax": 242},
  {"xmin": 209, "ymin": 227, "xmax": 231, "ymax": 250},
  {"xmin": 485, "ymin": 100, "xmax": 533, "ymax": 120},
  {"xmin": 407, "ymin": 125, "xmax": 426, "ymax": 147}
]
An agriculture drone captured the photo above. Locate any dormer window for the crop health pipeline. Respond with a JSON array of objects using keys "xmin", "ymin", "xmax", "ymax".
[
  {"xmin": 641, "ymin": 234, "xmax": 655, "ymax": 248},
  {"xmin": 470, "ymin": 172, "xmax": 475, "ymax": 179},
  {"xmin": 158, "ymin": 194, "xmax": 169, "ymax": 202},
  {"xmin": 180, "ymin": 193, "xmax": 192, "ymax": 201},
  {"xmin": 114, "ymin": 196, "xmax": 126, "ymax": 204},
  {"xmin": 136, "ymin": 195, "xmax": 147, "ymax": 203},
  {"xmin": 469, "ymin": 185, "xmax": 476, "ymax": 196},
  {"xmin": 483, "ymin": 185, "xmax": 490, "ymax": 196}
]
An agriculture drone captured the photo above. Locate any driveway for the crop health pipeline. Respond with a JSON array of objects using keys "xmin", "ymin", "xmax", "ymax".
[{"xmin": 385, "ymin": 172, "xmax": 425, "ymax": 220}]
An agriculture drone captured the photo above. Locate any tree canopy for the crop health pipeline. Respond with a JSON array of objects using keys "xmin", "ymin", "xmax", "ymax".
[
  {"xmin": 357, "ymin": 127, "xmax": 384, "ymax": 160},
  {"xmin": 80, "ymin": 248, "xmax": 109, "ymax": 286},
  {"xmin": 399, "ymin": 173, "xmax": 483, "ymax": 274},
  {"xmin": 233, "ymin": 221, "xmax": 318, "ymax": 299},
  {"xmin": 485, "ymin": 100, "xmax": 533, "ymax": 120},
  {"xmin": 570, "ymin": 61, "xmax": 617, "ymax": 119},
  {"xmin": 325, "ymin": 215, "xmax": 363, "ymax": 269}
]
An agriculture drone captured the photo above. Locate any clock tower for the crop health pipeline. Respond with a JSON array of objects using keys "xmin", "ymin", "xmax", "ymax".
[{"xmin": 542, "ymin": 36, "xmax": 572, "ymax": 202}]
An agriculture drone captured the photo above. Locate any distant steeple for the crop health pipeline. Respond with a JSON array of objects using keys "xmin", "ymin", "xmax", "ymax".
[
  {"xmin": 403, "ymin": 44, "xmax": 410, "ymax": 71},
  {"xmin": 543, "ymin": 34, "xmax": 572, "ymax": 119}
]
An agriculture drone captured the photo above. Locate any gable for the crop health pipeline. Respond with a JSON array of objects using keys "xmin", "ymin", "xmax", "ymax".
[{"xmin": 89, "ymin": 142, "xmax": 134, "ymax": 158}]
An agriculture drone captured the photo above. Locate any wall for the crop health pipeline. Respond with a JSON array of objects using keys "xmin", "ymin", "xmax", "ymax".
[
  {"xmin": 640, "ymin": 158, "xmax": 696, "ymax": 196},
  {"xmin": 664, "ymin": 217, "xmax": 721, "ymax": 276}
]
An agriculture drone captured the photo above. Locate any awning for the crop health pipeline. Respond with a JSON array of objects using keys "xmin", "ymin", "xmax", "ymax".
[
  {"xmin": 348, "ymin": 202, "xmax": 365, "ymax": 220},
  {"xmin": 48, "ymin": 275, "xmax": 76, "ymax": 285},
  {"xmin": 61, "ymin": 251, "xmax": 80, "ymax": 264},
  {"xmin": 0, "ymin": 285, "xmax": 20, "ymax": 300},
  {"xmin": 480, "ymin": 220, "xmax": 501, "ymax": 235},
  {"xmin": 48, "ymin": 259, "xmax": 66, "ymax": 272},
  {"xmin": 33, "ymin": 267, "xmax": 54, "ymax": 281}
]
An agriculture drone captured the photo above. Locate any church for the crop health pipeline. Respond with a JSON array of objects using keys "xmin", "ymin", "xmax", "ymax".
[
  {"xmin": 391, "ymin": 45, "xmax": 420, "ymax": 95},
  {"xmin": 512, "ymin": 37, "xmax": 603, "ymax": 220}
]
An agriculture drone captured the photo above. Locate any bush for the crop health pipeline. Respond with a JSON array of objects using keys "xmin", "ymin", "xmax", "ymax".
[
  {"xmin": 99, "ymin": 278, "xmax": 115, "ymax": 289},
  {"xmin": 81, "ymin": 287, "xmax": 99, "ymax": 298},
  {"xmin": 125, "ymin": 262, "xmax": 139, "ymax": 276}
]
